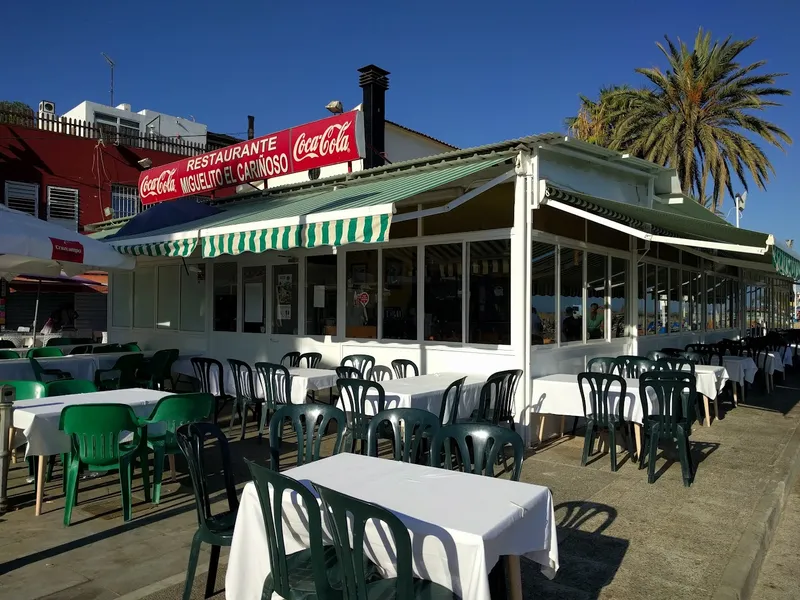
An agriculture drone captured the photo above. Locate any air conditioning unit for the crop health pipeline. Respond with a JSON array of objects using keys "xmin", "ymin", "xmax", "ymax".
[{"xmin": 38, "ymin": 100, "xmax": 56, "ymax": 114}]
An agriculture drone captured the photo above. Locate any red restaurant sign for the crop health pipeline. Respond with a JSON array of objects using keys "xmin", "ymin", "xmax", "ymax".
[
  {"xmin": 138, "ymin": 112, "xmax": 365, "ymax": 205},
  {"xmin": 50, "ymin": 238, "xmax": 85, "ymax": 263}
]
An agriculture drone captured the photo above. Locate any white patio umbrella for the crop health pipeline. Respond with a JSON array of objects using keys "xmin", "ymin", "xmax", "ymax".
[{"xmin": 0, "ymin": 203, "xmax": 135, "ymax": 280}]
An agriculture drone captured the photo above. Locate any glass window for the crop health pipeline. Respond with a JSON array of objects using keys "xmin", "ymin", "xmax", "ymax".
[
  {"xmin": 706, "ymin": 275, "xmax": 716, "ymax": 330},
  {"xmin": 272, "ymin": 264, "xmax": 298, "ymax": 335},
  {"xmin": 213, "ymin": 263, "xmax": 237, "ymax": 332},
  {"xmin": 242, "ymin": 266, "xmax": 266, "ymax": 334},
  {"xmin": 180, "ymin": 264, "xmax": 205, "ymax": 332},
  {"xmin": 111, "ymin": 272, "xmax": 132, "ymax": 328},
  {"xmin": 306, "ymin": 255, "xmax": 337, "ymax": 336},
  {"xmin": 424, "ymin": 243, "xmax": 462, "ymax": 342},
  {"xmin": 531, "ymin": 241, "xmax": 556, "ymax": 345},
  {"xmin": 681, "ymin": 270, "xmax": 691, "ymax": 332},
  {"xmin": 691, "ymin": 272, "xmax": 703, "ymax": 331},
  {"xmin": 560, "ymin": 247, "xmax": 583, "ymax": 343},
  {"xmin": 645, "ymin": 264, "xmax": 657, "ymax": 335},
  {"xmin": 346, "ymin": 250, "xmax": 378, "ymax": 339},
  {"xmin": 637, "ymin": 263, "xmax": 646, "ymax": 336},
  {"xmin": 586, "ymin": 253, "xmax": 607, "ymax": 341},
  {"xmin": 468, "ymin": 240, "xmax": 510, "ymax": 345},
  {"xmin": 610, "ymin": 256, "xmax": 628, "ymax": 338},
  {"xmin": 133, "ymin": 268, "xmax": 155, "ymax": 328},
  {"xmin": 157, "ymin": 265, "xmax": 180, "ymax": 329},
  {"xmin": 668, "ymin": 268, "xmax": 680, "ymax": 334},
  {"xmin": 382, "ymin": 247, "xmax": 417, "ymax": 341},
  {"xmin": 655, "ymin": 265, "xmax": 668, "ymax": 334}
]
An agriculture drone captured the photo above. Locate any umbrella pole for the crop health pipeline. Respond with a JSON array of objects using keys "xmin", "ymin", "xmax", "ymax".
[{"xmin": 31, "ymin": 280, "xmax": 41, "ymax": 346}]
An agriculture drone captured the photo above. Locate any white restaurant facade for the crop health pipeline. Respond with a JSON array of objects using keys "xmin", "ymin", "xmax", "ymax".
[{"xmin": 94, "ymin": 73, "xmax": 800, "ymax": 446}]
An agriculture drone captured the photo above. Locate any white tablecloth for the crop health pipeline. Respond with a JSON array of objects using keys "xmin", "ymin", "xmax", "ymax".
[
  {"xmin": 719, "ymin": 356, "xmax": 758, "ymax": 387},
  {"xmin": 12, "ymin": 388, "xmax": 170, "ymax": 457},
  {"xmin": 226, "ymin": 453, "xmax": 558, "ymax": 600},
  {"xmin": 0, "ymin": 355, "xmax": 101, "ymax": 382},
  {"xmin": 345, "ymin": 372, "xmax": 485, "ymax": 419},
  {"xmin": 170, "ymin": 359, "xmax": 337, "ymax": 405},
  {"xmin": 530, "ymin": 374, "xmax": 655, "ymax": 424},
  {"xmin": 693, "ymin": 365, "xmax": 730, "ymax": 399}
]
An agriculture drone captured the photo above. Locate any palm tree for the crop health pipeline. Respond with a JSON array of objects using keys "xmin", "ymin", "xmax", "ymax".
[
  {"xmin": 610, "ymin": 29, "xmax": 791, "ymax": 212},
  {"xmin": 566, "ymin": 85, "xmax": 650, "ymax": 147}
]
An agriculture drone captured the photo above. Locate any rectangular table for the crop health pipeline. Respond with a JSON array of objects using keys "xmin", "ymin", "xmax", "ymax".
[
  {"xmin": 11, "ymin": 388, "xmax": 171, "ymax": 515},
  {"xmin": 226, "ymin": 453, "xmax": 559, "ymax": 600},
  {"xmin": 354, "ymin": 372, "xmax": 486, "ymax": 419},
  {"xmin": 0, "ymin": 355, "xmax": 102, "ymax": 382}
]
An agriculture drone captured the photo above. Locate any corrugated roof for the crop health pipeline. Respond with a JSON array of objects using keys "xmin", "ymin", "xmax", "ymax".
[{"xmin": 385, "ymin": 120, "xmax": 458, "ymax": 149}]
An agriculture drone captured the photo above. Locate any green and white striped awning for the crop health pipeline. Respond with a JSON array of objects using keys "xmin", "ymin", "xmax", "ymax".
[
  {"xmin": 202, "ymin": 213, "xmax": 391, "ymax": 258},
  {"xmin": 772, "ymin": 244, "xmax": 800, "ymax": 281},
  {"xmin": 112, "ymin": 238, "xmax": 198, "ymax": 257}
]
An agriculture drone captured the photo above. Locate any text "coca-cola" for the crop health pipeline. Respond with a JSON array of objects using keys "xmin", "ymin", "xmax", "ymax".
[
  {"xmin": 293, "ymin": 122, "xmax": 353, "ymax": 163},
  {"xmin": 140, "ymin": 169, "xmax": 177, "ymax": 198}
]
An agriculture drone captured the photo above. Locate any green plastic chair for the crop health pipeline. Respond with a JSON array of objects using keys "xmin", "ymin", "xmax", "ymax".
[
  {"xmin": 639, "ymin": 371, "xmax": 696, "ymax": 487},
  {"xmin": 577, "ymin": 372, "xmax": 627, "ymax": 471},
  {"xmin": 313, "ymin": 483, "xmax": 458, "ymax": 599},
  {"xmin": 190, "ymin": 357, "xmax": 233, "ymax": 424},
  {"xmin": 336, "ymin": 378, "xmax": 384, "ymax": 454},
  {"xmin": 613, "ymin": 356, "xmax": 654, "ymax": 378},
  {"xmin": 2, "ymin": 380, "xmax": 50, "ymax": 483},
  {"xmin": 46, "ymin": 338, "xmax": 75, "ymax": 347},
  {"xmin": 0, "ymin": 350, "xmax": 19, "ymax": 359},
  {"xmin": 0, "ymin": 340, "xmax": 16, "ymax": 349},
  {"xmin": 654, "ymin": 357, "xmax": 696, "ymax": 374},
  {"xmin": 269, "ymin": 403, "xmax": 347, "ymax": 469},
  {"xmin": 29, "ymin": 357, "xmax": 72, "ymax": 382},
  {"xmin": 69, "ymin": 345, "xmax": 92, "ymax": 355},
  {"xmin": 140, "ymin": 393, "xmax": 214, "ymax": 504},
  {"xmin": 430, "ymin": 423, "xmax": 524, "ymax": 481},
  {"xmin": 138, "ymin": 349, "xmax": 179, "ymax": 390},
  {"xmin": 121, "ymin": 342, "xmax": 141, "ymax": 352},
  {"xmin": 391, "ymin": 359, "xmax": 419, "ymax": 379},
  {"xmin": 94, "ymin": 353, "xmax": 145, "ymax": 390},
  {"xmin": 46, "ymin": 379, "xmax": 98, "ymax": 396},
  {"xmin": 366, "ymin": 408, "xmax": 439, "ymax": 464},
  {"xmin": 471, "ymin": 369, "xmax": 522, "ymax": 430},
  {"xmin": 92, "ymin": 344, "xmax": 123, "ymax": 354},
  {"xmin": 340, "ymin": 354, "xmax": 375, "ymax": 379},
  {"xmin": 27, "ymin": 347, "xmax": 64, "ymax": 358},
  {"xmin": 255, "ymin": 362, "xmax": 291, "ymax": 442},
  {"xmin": 227, "ymin": 358, "xmax": 261, "ymax": 440},
  {"xmin": 587, "ymin": 357, "xmax": 619, "ymax": 374},
  {"xmin": 246, "ymin": 459, "xmax": 344, "ymax": 599},
  {"xmin": 439, "ymin": 377, "xmax": 466, "ymax": 426},
  {"xmin": 59, "ymin": 403, "xmax": 149, "ymax": 525},
  {"xmin": 176, "ymin": 423, "xmax": 238, "ymax": 600}
]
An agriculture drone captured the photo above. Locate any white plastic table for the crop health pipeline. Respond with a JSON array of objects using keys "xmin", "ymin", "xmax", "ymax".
[
  {"xmin": 225, "ymin": 453, "xmax": 559, "ymax": 600},
  {"xmin": 11, "ymin": 388, "xmax": 170, "ymax": 515},
  {"xmin": 349, "ymin": 372, "xmax": 486, "ymax": 419}
]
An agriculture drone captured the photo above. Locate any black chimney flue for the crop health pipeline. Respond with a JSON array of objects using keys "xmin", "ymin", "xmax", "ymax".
[
  {"xmin": 358, "ymin": 64, "xmax": 390, "ymax": 169},
  {"xmin": 247, "ymin": 115, "xmax": 255, "ymax": 140}
]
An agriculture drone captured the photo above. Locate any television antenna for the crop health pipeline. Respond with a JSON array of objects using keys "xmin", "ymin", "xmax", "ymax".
[{"xmin": 101, "ymin": 53, "xmax": 115, "ymax": 106}]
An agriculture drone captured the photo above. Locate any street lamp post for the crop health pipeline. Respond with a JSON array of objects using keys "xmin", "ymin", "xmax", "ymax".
[{"xmin": 734, "ymin": 192, "xmax": 747, "ymax": 228}]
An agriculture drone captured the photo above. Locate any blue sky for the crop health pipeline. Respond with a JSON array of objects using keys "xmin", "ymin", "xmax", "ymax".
[{"xmin": 2, "ymin": 0, "xmax": 797, "ymax": 241}]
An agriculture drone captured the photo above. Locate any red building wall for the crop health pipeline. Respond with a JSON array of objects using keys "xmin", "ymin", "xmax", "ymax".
[{"xmin": 0, "ymin": 124, "xmax": 208, "ymax": 229}]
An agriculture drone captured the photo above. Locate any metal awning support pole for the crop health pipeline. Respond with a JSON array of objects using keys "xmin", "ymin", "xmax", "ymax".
[
  {"xmin": 0, "ymin": 384, "xmax": 15, "ymax": 515},
  {"xmin": 31, "ymin": 279, "xmax": 41, "ymax": 346}
]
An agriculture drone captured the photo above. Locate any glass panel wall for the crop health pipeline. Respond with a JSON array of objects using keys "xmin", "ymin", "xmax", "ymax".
[
  {"xmin": 346, "ymin": 250, "xmax": 378, "ymax": 339},
  {"xmin": 610, "ymin": 256, "xmax": 627, "ymax": 338},
  {"xmin": 213, "ymin": 263, "xmax": 237, "ymax": 332},
  {"xmin": 531, "ymin": 242, "xmax": 556, "ymax": 345},
  {"xmin": 560, "ymin": 247, "xmax": 583, "ymax": 343},
  {"xmin": 424, "ymin": 243, "xmax": 462, "ymax": 342},
  {"xmin": 242, "ymin": 266, "xmax": 266, "ymax": 334},
  {"xmin": 272, "ymin": 264, "xmax": 298, "ymax": 335},
  {"xmin": 468, "ymin": 240, "xmax": 510, "ymax": 345},
  {"xmin": 156, "ymin": 265, "xmax": 180, "ymax": 329},
  {"xmin": 133, "ymin": 268, "xmax": 155, "ymax": 329},
  {"xmin": 586, "ymin": 253, "xmax": 607, "ymax": 340},
  {"xmin": 111, "ymin": 272, "xmax": 132, "ymax": 328},
  {"xmin": 382, "ymin": 247, "xmax": 417, "ymax": 341},
  {"xmin": 306, "ymin": 255, "xmax": 337, "ymax": 336},
  {"xmin": 180, "ymin": 264, "xmax": 206, "ymax": 332}
]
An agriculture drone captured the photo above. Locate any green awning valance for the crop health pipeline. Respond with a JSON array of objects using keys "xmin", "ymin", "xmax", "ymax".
[{"xmin": 772, "ymin": 245, "xmax": 800, "ymax": 281}]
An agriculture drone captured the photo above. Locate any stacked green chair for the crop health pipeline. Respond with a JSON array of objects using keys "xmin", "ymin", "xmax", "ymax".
[
  {"xmin": 29, "ymin": 357, "xmax": 72, "ymax": 382},
  {"xmin": 336, "ymin": 378, "xmax": 384, "ymax": 454},
  {"xmin": 0, "ymin": 340, "xmax": 16, "ymax": 349},
  {"xmin": 430, "ymin": 423, "xmax": 524, "ymax": 481},
  {"xmin": 366, "ymin": 408, "xmax": 439, "ymax": 464},
  {"xmin": 269, "ymin": 403, "xmax": 347, "ymax": 469},
  {"xmin": 27, "ymin": 347, "xmax": 64, "ymax": 358},
  {"xmin": 120, "ymin": 342, "xmax": 141, "ymax": 352},
  {"xmin": 94, "ymin": 353, "xmax": 145, "ymax": 390},
  {"xmin": 137, "ymin": 349, "xmax": 179, "ymax": 390},
  {"xmin": 46, "ymin": 379, "xmax": 97, "ymax": 396},
  {"xmin": 0, "ymin": 350, "xmax": 18, "ymax": 359},
  {"xmin": 140, "ymin": 393, "xmax": 214, "ymax": 504},
  {"xmin": 577, "ymin": 372, "xmax": 626, "ymax": 471},
  {"xmin": 59, "ymin": 403, "xmax": 150, "ymax": 525},
  {"xmin": 92, "ymin": 344, "xmax": 123, "ymax": 353}
]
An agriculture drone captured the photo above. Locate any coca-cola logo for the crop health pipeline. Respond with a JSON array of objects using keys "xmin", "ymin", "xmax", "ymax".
[
  {"xmin": 293, "ymin": 122, "xmax": 352, "ymax": 163},
  {"xmin": 140, "ymin": 168, "xmax": 177, "ymax": 198}
]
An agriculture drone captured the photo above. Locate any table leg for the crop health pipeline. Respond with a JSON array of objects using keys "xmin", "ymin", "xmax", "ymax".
[
  {"xmin": 537, "ymin": 415, "xmax": 547, "ymax": 446},
  {"xmin": 742, "ymin": 381, "xmax": 747, "ymax": 404},
  {"xmin": 168, "ymin": 455, "xmax": 176, "ymax": 482},
  {"xmin": 35, "ymin": 455, "xmax": 45, "ymax": 516},
  {"xmin": 634, "ymin": 424, "xmax": 642, "ymax": 460},
  {"xmin": 505, "ymin": 555, "xmax": 523, "ymax": 600},
  {"xmin": 732, "ymin": 383, "xmax": 738, "ymax": 407},
  {"xmin": 703, "ymin": 396, "xmax": 711, "ymax": 427},
  {"xmin": 559, "ymin": 416, "xmax": 566, "ymax": 437}
]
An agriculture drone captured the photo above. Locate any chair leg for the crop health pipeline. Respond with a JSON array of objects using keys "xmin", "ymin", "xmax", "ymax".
[
  {"xmin": 580, "ymin": 423, "xmax": 594, "ymax": 467},
  {"xmin": 608, "ymin": 426, "xmax": 618, "ymax": 472},
  {"xmin": 229, "ymin": 401, "xmax": 240, "ymax": 436},
  {"xmin": 63, "ymin": 455, "xmax": 81, "ymax": 527},
  {"xmin": 152, "ymin": 448, "xmax": 165, "ymax": 505},
  {"xmin": 205, "ymin": 544, "xmax": 221, "ymax": 598},
  {"xmin": 183, "ymin": 531, "xmax": 203, "ymax": 600},
  {"xmin": 646, "ymin": 429, "xmax": 659, "ymax": 484},
  {"xmin": 119, "ymin": 458, "xmax": 133, "ymax": 522},
  {"xmin": 257, "ymin": 404, "xmax": 270, "ymax": 442},
  {"xmin": 676, "ymin": 429, "xmax": 693, "ymax": 487},
  {"xmin": 240, "ymin": 404, "xmax": 249, "ymax": 441}
]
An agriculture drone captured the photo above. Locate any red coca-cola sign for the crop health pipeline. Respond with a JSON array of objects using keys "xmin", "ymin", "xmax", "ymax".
[
  {"xmin": 138, "ymin": 112, "xmax": 364, "ymax": 205},
  {"xmin": 50, "ymin": 238, "xmax": 85, "ymax": 263}
]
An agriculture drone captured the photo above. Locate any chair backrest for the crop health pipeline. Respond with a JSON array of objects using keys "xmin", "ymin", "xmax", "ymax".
[
  {"xmin": 191, "ymin": 357, "xmax": 226, "ymax": 396},
  {"xmin": 246, "ymin": 459, "xmax": 332, "ymax": 598},
  {"xmin": 111, "ymin": 353, "xmax": 146, "ymax": 388},
  {"xmin": 613, "ymin": 355, "xmax": 654, "ymax": 378},
  {"xmin": 47, "ymin": 379, "xmax": 97, "ymax": 396},
  {"xmin": 269, "ymin": 403, "xmax": 347, "ymax": 467},
  {"xmin": 439, "ymin": 376, "xmax": 466, "ymax": 425},
  {"xmin": 680, "ymin": 350, "xmax": 707, "ymax": 365},
  {"xmin": 280, "ymin": 352, "xmax": 301, "ymax": 368},
  {"xmin": 367, "ymin": 408, "xmax": 439, "ymax": 463},
  {"xmin": 59, "ymin": 403, "xmax": 140, "ymax": 468},
  {"xmin": 335, "ymin": 366, "xmax": 361, "ymax": 380},
  {"xmin": 430, "ymin": 423, "xmax": 524, "ymax": 481},
  {"xmin": 27, "ymin": 347, "xmax": 64, "ymax": 358},
  {"xmin": 646, "ymin": 351, "xmax": 669, "ymax": 362},
  {"xmin": 227, "ymin": 359, "xmax": 256, "ymax": 400},
  {"xmin": 254, "ymin": 362, "xmax": 291, "ymax": 412},
  {"xmin": 369, "ymin": 365, "xmax": 393, "ymax": 382},
  {"xmin": 0, "ymin": 340, "xmax": 16, "ymax": 349},
  {"xmin": 475, "ymin": 369, "xmax": 522, "ymax": 424},
  {"xmin": 145, "ymin": 393, "xmax": 214, "ymax": 448},
  {"xmin": 46, "ymin": 337, "xmax": 74, "ymax": 347},
  {"xmin": 639, "ymin": 371, "xmax": 696, "ymax": 439},
  {"xmin": 0, "ymin": 350, "xmax": 18, "ymax": 360},
  {"xmin": 391, "ymin": 359, "xmax": 419, "ymax": 379},
  {"xmin": 586, "ymin": 357, "xmax": 618, "ymax": 374},
  {"xmin": 299, "ymin": 352, "xmax": 322, "ymax": 368},
  {"xmin": 314, "ymin": 483, "xmax": 416, "ymax": 599},
  {"xmin": 120, "ymin": 342, "xmax": 141, "ymax": 352},
  {"xmin": 660, "ymin": 348, "xmax": 684, "ymax": 357},
  {"xmin": 0, "ymin": 380, "xmax": 46, "ymax": 400},
  {"xmin": 69, "ymin": 345, "xmax": 93, "ymax": 355},
  {"xmin": 149, "ymin": 349, "xmax": 179, "ymax": 383},
  {"xmin": 577, "ymin": 372, "xmax": 626, "ymax": 427},
  {"xmin": 175, "ymin": 422, "xmax": 239, "ymax": 530},
  {"xmin": 92, "ymin": 344, "xmax": 123, "ymax": 354},
  {"xmin": 336, "ymin": 378, "xmax": 384, "ymax": 439},
  {"xmin": 654, "ymin": 357, "xmax": 695, "ymax": 374},
  {"xmin": 341, "ymin": 354, "xmax": 375, "ymax": 379}
]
